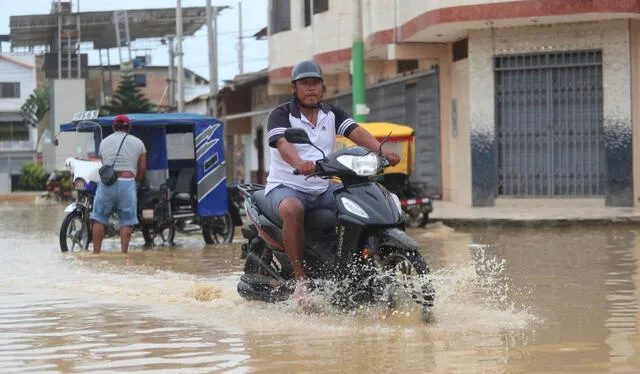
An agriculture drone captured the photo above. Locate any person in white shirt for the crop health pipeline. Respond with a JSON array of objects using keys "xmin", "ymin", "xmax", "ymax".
[{"xmin": 265, "ymin": 60, "xmax": 401, "ymax": 303}]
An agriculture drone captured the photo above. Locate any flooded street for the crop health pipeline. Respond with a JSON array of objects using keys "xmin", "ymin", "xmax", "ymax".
[{"xmin": 1, "ymin": 202, "xmax": 640, "ymax": 373}]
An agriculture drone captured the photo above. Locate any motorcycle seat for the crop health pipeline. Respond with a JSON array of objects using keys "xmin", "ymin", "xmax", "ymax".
[
  {"xmin": 252, "ymin": 190, "xmax": 337, "ymax": 230},
  {"xmin": 171, "ymin": 167, "xmax": 195, "ymax": 205}
]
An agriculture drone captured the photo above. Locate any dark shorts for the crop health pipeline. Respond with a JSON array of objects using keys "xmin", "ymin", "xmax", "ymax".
[{"xmin": 266, "ymin": 183, "xmax": 341, "ymax": 214}]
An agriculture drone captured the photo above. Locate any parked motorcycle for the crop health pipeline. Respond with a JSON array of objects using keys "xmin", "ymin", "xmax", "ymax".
[
  {"xmin": 44, "ymin": 169, "xmax": 73, "ymax": 201},
  {"xmin": 236, "ymin": 128, "xmax": 435, "ymax": 318}
]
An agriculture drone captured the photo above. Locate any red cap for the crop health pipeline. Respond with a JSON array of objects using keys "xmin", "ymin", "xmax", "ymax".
[{"xmin": 114, "ymin": 114, "xmax": 130, "ymax": 126}]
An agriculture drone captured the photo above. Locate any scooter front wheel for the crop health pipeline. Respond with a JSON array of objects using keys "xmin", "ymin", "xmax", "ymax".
[{"xmin": 376, "ymin": 248, "xmax": 435, "ymax": 321}]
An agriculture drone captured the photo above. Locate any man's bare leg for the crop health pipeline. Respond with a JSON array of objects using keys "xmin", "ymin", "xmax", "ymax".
[
  {"xmin": 279, "ymin": 197, "xmax": 306, "ymax": 279},
  {"xmin": 92, "ymin": 221, "xmax": 105, "ymax": 254},
  {"xmin": 120, "ymin": 226, "xmax": 133, "ymax": 253}
]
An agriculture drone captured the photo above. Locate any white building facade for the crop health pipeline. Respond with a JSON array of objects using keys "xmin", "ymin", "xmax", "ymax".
[
  {"xmin": 0, "ymin": 53, "xmax": 37, "ymax": 177},
  {"xmin": 266, "ymin": 0, "xmax": 640, "ymax": 207}
]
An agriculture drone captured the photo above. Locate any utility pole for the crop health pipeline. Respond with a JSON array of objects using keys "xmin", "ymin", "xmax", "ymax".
[
  {"xmin": 238, "ymin": 1, "xmax": 244, "ymax": 74},
  {"xmin": 352, "ymin": 0, "xmax": 367, "ymax": 122},
  {"xmin": 206, "ymin": 0, "xmax": 218, "ymax": 117},
  {"xmin": 176, "ymin": 0, "xmax": 184, "ymax": 112},
  {"xmin": 124, "ymin": 10, "xmax": 132, "ymax": 63},
  {"xmin": 57, "ymin": 0, "xmax": 61, "ymax": 79},
  {"xmin": 114, "ymin": 11, "xmax": 123, "ymax": 65},
  {"xmin": 167, "ymin": 36, "xmax": 175, "ymax": 108},
  {"xmin": 77, "ymin": 0, "xmax": 81, "ymax": 79}
]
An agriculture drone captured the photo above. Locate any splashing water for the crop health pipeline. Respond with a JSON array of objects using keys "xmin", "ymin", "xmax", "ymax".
[
  {"xmin": 427, "ymin": 244, "xmax": 539, "ymax": 332},
  {"xmin": 232, "ymin": 244, "xmax": 539, "ymax": 333}
]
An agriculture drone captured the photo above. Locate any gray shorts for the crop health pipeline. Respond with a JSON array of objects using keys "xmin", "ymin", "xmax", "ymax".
[{"xmin": 266, "ymin": 183, "xmax": 341, "ymax": 214}]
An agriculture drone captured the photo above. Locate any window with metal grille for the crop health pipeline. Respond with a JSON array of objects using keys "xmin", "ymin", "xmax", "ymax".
[
  {"xmin": 270, "ymin": 0, "xmax": 291, "ymax": 34},
  {"xmin": 397, "ymin": 60, "xmax": 419, "ymax": 74},
  {"xmin": 313, "ymin": 0, "xmax": 329, "ymax": 13},
  {"xmin": 303, "ymin": 0, "xmax": 312, "ymax": 27},
  {"xmin": 0, "ymin": 83, "xmax": 20, "ymax": 98}
]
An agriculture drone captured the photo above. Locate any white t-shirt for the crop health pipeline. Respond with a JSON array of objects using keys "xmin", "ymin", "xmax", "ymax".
[{"xmin": 266, "ymin": 101, "xmax": 358, "ymax": 195}]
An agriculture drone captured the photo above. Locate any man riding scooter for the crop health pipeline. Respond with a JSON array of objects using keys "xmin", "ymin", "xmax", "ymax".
[{"xmin": 265, "ymin": 59, "xmax": 401, "ymax": 305}]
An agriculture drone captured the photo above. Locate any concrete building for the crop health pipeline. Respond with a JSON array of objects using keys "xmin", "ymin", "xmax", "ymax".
[
  {"xmin": 0, "ymin": 53, "xmax": 38, "ymax": 180},
  {"xmin": 217, "ymin": 70, "xmax": 289, "ymax": 184},
  {"xmin": 266, "ymin": 0, "xmax": 640, "ymax": 207},
  {"xmin": 85, "ymin": 65, "xmax": 209, "ymax": 110}
]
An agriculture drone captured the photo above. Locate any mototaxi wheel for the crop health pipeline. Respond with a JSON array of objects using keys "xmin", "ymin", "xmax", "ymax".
[
  {"xmin": 202, "ymin": 214, "xmax": 234, "ymax": 244},
  {"xmin": 142, "ymin": 223, "xmax": 176, "ymax": 246},
  {"xmin": 405, "ymin": 206, "xmax": 429, "ymax": 228},
  {"xmin": 59, "ymin": 210, "xmax": 90, "ymax": 252},
  {"xmin": 376, "ymin": 247, "xmax": 435, "ymax": 321}
]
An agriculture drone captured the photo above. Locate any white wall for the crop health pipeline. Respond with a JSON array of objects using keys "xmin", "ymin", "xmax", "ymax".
[
  {"xmin": 48, "ymin": 79, "xmax": 87, "ymax": 170},
  {"xmin": 0, "ymin": 54, "xmax": 36, "ymax": 112},
  {"xmin": 185, "ymin": 100, "xmax": 207, "ymax": 115}
]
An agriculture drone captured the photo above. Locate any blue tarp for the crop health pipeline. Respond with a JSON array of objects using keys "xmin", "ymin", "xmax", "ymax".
[{"xmin": 59, "ymin": 113, "xmax": 221, "ymax": 131}]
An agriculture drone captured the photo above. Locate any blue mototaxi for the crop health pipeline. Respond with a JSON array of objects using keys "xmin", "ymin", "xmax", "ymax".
[{"xmin": 59, "ymin": 113, "xmax": 242, "ymax": 244}]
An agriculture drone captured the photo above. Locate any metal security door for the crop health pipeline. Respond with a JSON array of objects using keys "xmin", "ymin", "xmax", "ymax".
[{"xmin": 495, "ymin": 51, "xmax": 604, "ymax": 197}]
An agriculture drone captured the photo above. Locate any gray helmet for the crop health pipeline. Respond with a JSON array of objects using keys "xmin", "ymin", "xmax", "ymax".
[{"xmin": 291, "ymin": 60, "xmax": 323, "ymax": 82}]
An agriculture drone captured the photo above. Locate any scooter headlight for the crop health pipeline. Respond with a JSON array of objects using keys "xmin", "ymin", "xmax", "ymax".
[
  {"xmin": 74, "ymin": 178, "xmax": 86, "ymax": 190},
  {"xmin": 341, "ymin": 197, "xmax": 369, "ymax": 219},
  {"xmin": 390, "ymin": 192, "xmax": 403, "ymax": 215},
  {"xmin": 336, "ymin": 153, "xmax": 380, "ymax": 176}
]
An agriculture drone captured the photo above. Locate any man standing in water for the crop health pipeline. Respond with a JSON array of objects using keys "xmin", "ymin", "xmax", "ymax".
[
  {"xmin": 265, "ymin": 60, "xmax": 400, "ymax": 304},
  {"xmin": 91, "ymin": 115, "xmax": 147, "ymax": 254}
]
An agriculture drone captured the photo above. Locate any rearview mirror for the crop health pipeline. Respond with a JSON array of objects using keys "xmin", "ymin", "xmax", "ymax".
[
  {"xmin": 53, "ymin": 138, "xmax": 59, "ymax": 146},
  {"xmin": 284, "ymin": 128, "xmax": 311, "ymax": 144}
]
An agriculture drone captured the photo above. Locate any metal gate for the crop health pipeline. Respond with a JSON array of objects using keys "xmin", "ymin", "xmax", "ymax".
[
  {"xmin": 495, "ymin": 51, "xmax": 605, "ymax": 197},
  {"xmin": 326, "ymin": 69, "xmax": 441, "ymax": 197}
]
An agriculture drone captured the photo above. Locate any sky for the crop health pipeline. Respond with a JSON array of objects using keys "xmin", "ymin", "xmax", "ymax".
[{"xmin": 0, "ymin": 0, "xmax": 269, "ymax": 85}]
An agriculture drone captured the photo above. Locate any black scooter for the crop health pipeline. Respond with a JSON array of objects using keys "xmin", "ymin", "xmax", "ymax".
[{"xmin": 236, "ymin": 128, "xmax": 434, "ymax": 316}]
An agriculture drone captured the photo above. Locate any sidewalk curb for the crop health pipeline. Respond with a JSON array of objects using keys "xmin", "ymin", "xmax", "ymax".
[
  {"xmin": 435, "ymin": 217, "xmax": 640, "ymax": 228},
  {"xmin": 0, "ymin": 193, "xmax": 42, "ymax": 203}
]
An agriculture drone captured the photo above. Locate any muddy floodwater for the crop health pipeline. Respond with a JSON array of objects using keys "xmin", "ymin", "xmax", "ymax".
[{"xmin": 2, "ymin": 201, "xmax": 640, "ymax": 373}]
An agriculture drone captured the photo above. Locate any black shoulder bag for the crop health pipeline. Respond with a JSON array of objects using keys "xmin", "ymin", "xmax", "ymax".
[{"xmin": 99, "ymin": 134, "xmax": 128, "ymax": 186}]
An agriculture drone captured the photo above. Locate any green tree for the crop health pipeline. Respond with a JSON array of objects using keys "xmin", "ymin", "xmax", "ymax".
[
  {"xmin": 20, "ymin": 86, "xmax": 50, "ymax": 127},
  {"xmin": 101, "ymin": 74, "xmax": 155, "ymax": 114}
]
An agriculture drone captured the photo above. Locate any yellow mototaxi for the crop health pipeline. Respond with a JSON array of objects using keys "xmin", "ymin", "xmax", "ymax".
[{"xmin": 336, "ymin": 122, "xmax": 433, "ymax": 227}]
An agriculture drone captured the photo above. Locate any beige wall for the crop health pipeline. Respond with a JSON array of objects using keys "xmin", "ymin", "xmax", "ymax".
[
  {"xmin": 631, "ymin": 20, "xmax": 640, "ymax": 207},
  {"xmin": 268, "ymin": 0, "xmax": 313, "ymax": 72},
  {"xmin": 269, "ymin": 0, "xmax": 519, "ymax": 72},
  {"xmin": 396, "ymin": 0, "xmax": 516, "ymax": 27},
  {"xmin": 447, "ymin": 58, "xmax": 472, "ymax": 205}
]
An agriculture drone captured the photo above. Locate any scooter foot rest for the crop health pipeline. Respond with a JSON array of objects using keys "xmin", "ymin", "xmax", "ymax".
[
  {"xmin": 240, "ymin": 273, "xmax": 286, "ymax": 289},
  {"xmin": 237, "ymin": 280, "xmax": 289, "ymax": 303}
]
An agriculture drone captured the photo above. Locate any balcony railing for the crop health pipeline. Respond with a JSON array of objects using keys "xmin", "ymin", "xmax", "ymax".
[{"xmin": 0, "ymin": 140, "xmax": 36, "ymax": 151}]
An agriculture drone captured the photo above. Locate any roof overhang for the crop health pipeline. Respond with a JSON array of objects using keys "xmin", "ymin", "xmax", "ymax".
[{"xmin": 10, "ymin": 7, "xmax": 217, "ymax": 49}]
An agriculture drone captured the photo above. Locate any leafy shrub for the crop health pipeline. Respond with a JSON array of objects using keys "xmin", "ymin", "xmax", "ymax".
[{"xmin": 19, "ymin": 162, "xmax": 47, "ymax": 191}]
